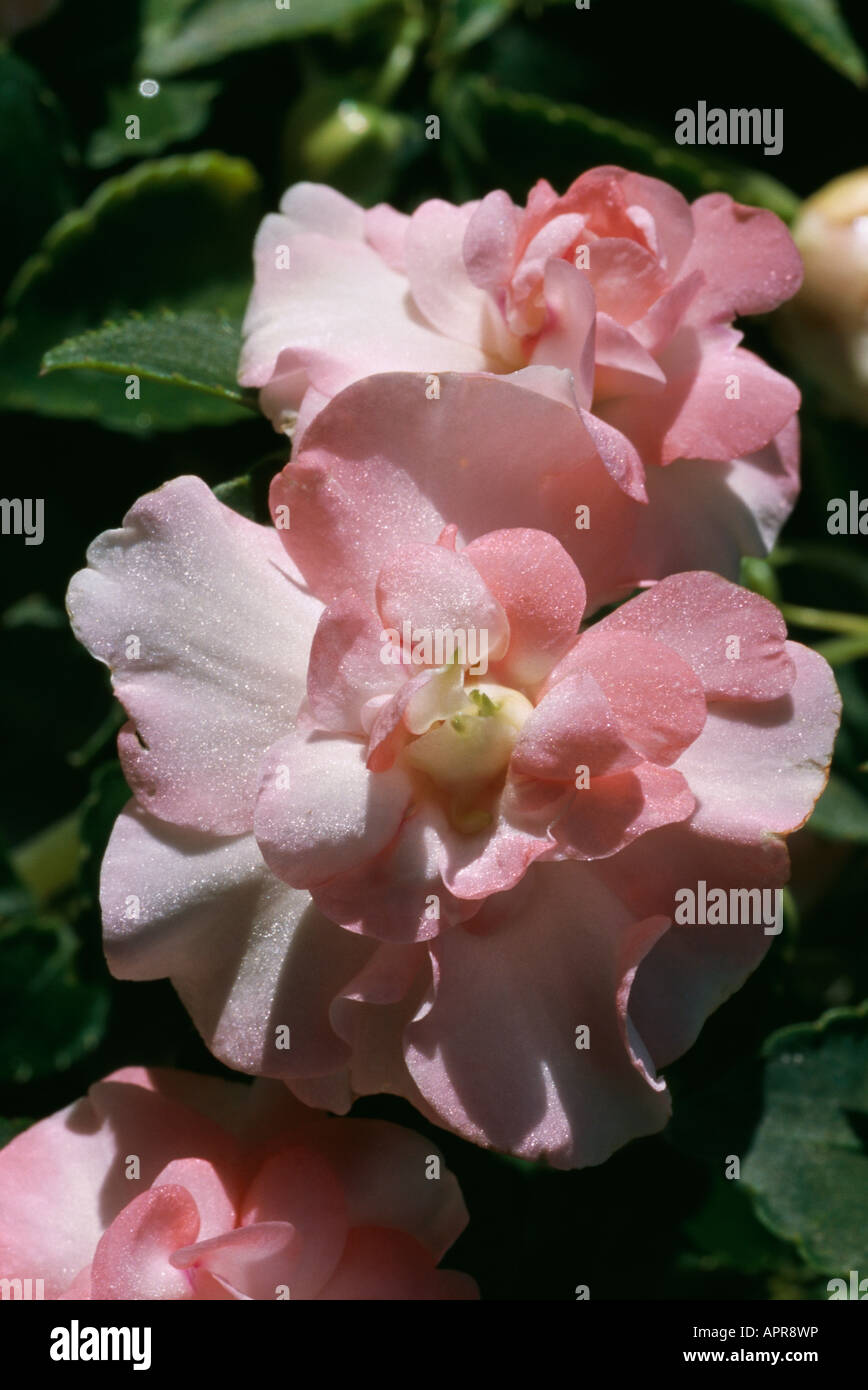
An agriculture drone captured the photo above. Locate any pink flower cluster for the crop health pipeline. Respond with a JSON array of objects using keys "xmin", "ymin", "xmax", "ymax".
[{"xmin": 2, "ymin": 166, "xmax": 840, "ymax": 1300}]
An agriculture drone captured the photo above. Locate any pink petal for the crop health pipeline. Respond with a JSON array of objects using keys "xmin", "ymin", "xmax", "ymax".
[
  {"xmin": 550, "ymin": 167, "xmax": 640, "ymax": 241},
  {"xmin": 604, "ymin": 327, "xmax": 800, "ymax": 467},
  {"xmin": 307, "ymin": 805, "xmax": 464, "ymax": 943},
  {"xmin": 595, "ymin": 570, "xmax": 796, "ymax": 701},
  {"xmin": 545, "ymin": 627, "xmax": 707, "ymax": 765},
  {"xmin": 510, "ymin": 214, "xmax": 588, "ymax": 335},
  {"xmin": 67, "ymin": 477, "xmax": 322, "ymax": 836},
  {"xmin": 150, "ymin": 1157, "xmax": 236, "ymax": 1241},
  {"xmin": 630, "ymin": 269, "xmax": 704, "ymax": 356},
  {"xmin": 375, "ymin": 541, "xmax": 510, "ymax": 658},
  {"xmin": 551, "ymin": 762, "xmax": 695, "ymax": 859},
  {"xmin": 462, "ymin": 528, "xmax": 586, "ymax": 688},
  {"xmin": 593, "ymin": 312, "xmax": 666, "ymax": 401},
  {"xmin": 307, "ymin": 590, "xmax": 405, "ymax": 735},
  {"xmin": 530, "ymin": 258, "xmax": 596, "ymax": 406},
  {"xmin": 101, "ymin": 806, "xmax": 374, "ymax": 1080},
  {"xmin": 437, "ymin": 810, "xmax": 550, "ymax": 900},
  {"xmin": 366, "ymin": 665, "xmax": 463, "ymax": 773},
  {"xmin": 404, "ymin": 863, "xmax": 672, "ymax": 1167},
  {"xmin": 404, "ymin": 198, "xmax": 518, "ymax": 362},
  {"xmin": 254, "ymin": 730, "xmax": 412, "ymax": 888},
  {"xmin": 463, "ymin": 189, "xmax": 523, "ymax": 303},
  {"xmin": 271, "ymin": 372, "xmax": 643, "ymax": 611},
  {"xmin": 90, "ymin": 1185, "xmax": 199, "ymax": 1299},
  {"xmin": 171, "ymin": 1221, "xmax": 296, "ymax": 1301},
  {"xmin": 512, "ymin": 670, "xmax": 641, "ymax": 781},
  {"xmin": 299, "ymin": 1117, "xmax": 469, "ymax": 1260},
  {"xmin": 677, "ymin": 192, "xmax": 803, "ymax": 326},
  {"xmin": 277, "ymin": 181, "xmax": 366, "ymax": 239},
  {"xmin": 577, "ymin": 406, "xmax": 648, "ymax": 502},
  {"xmin": 323, "ymin": 942, "xmax": 432, "ymax": 1102},
  {"xmin": 240, "ymin": 1145, "xmax": 348, "ymax": 1299},
  {"xmin": 618, "ymin": 170, "xmax": 694, "ymax": 276},
  {"xmin": 0, "ymin": 1070, "xmax": 238, "ymax": 1298},
  {"xmin": 316, "ymin": 1226, "xmax": 477, "ymax": 1300},
  {"xmin": 57, "ymin": 1267, "xmax": 92, "ymax": 1299},
  {"xmin": 673, "ymin": 641, "xmax": 840, "ymax": 840},
  {"xmin": 364, "ymin": 202, "xmax": 410, "ymax": 270},
  {"xmin": 596, "ymin": 826, "xmax": 789, "ymax": 1065},
  {"xmin": 621, "ymin": 417, "xmax": 800, "ymax": 583},
  {"xmin": 586, "ymin": 237, "xmax": 668, "ymax": 324},
  {"xmin": 239, "ymin": 231, "xmax": 490, "ymax": 410}
]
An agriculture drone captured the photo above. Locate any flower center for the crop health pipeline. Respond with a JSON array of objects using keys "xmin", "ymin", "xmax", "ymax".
[{"xmin": 403, "ymin": 681, "xmax": 533, "ymax": 833}]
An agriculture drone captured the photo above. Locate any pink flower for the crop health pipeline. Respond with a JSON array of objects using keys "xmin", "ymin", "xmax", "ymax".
[
  {"xmin": 67, "ymin": 418, "xmax": 839, "ymax": 1167},
  {"xmin": 0, "ymin": 1068, "xmax": 476, "ymax": 1299},
  {"xmin": 239, "ymin": 168, "xmax": 803, "ymax": 587}
]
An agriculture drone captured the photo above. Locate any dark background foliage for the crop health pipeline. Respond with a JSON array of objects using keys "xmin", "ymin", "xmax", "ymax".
[{"xmin": 1, "ymin": 0, "xmax": 867, "ymax": 1300}]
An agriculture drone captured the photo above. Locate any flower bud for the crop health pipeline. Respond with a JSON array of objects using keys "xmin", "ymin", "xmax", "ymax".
[{"xmin": 780, "ymin": 169, "xmax": 868, "ymax": 422}]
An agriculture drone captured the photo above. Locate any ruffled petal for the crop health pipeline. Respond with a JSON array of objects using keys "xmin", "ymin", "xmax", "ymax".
[
  {"xmin": 594, "ymin": 570, "xmax": 795, "ymax": 701},
  {"xmin": 462, "ymin": 528, "xmax": 586, "ymax": 689},
  {"xmin": 404, "ymin": 863, "xmax": 672, "ymax": 1167},
  {"xmin": 676, "ymin": 193, "xmax": 803, "ymax": 326},
  {"xmin": 254, "ymin": 730, "xmax": 412, "ymax": 887},
  {"xmin": 271, "ymin": 372, "xmax": 645, "ymax": 611},
  {"xmin": 306, "ymin": 590, "xmax": 405, "ymax": 735},
  {"xmin": 67, "ymin": 477, "xmax": 321, "ymax": 835},
  {"xmin": 316, "ymin": 1227, "xmax": 478, "ymax": 1300},
  {"xmin": 375, "ymin": 541, "xmax": 509, "ymax": 658},
  {"xmin": 672, "ymin": 642, "xmax": 840, "ymax": 840},
  {"xmin": 101, "ymin": 806, "xmax": 374, "ymax": 1080}
]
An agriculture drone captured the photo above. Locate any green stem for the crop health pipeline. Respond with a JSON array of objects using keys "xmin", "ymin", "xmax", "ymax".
[
  {"xmin": 370, "ymin": 3, "xmax": 426, "ymax": 107},
  {"xmin": 778, "ymin": 603, "xmax": 868, "ymax": 636},
  {"xmin": 813, "ymin": 634, "xmax": 868, "ymax": 667}
]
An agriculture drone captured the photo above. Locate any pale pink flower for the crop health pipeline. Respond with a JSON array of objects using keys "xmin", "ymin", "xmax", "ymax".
[
  {"xmin": 0, "ymin": 1068, "xmax": 476, "ymax": 1299},
  {"xmin": 239, "ymin": 168, "xmax": 803, "ymax": 586},
  {"xmin": 67, "ymin": 399, "xmax": 839, "ymax": 1166}
]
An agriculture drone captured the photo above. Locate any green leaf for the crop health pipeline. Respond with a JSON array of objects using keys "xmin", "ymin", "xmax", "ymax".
[
  {"xmin": 139, "ymin": 0, "xmax": 398, "ymax": 77},
  {"xmin": 683, "ymin": 1174, "xmax": 795, "ymax": 1276},
  {"xmin": 808, "ymin": 773, "xmax": 868, "ymax": 843},
  {"xmin": 0, "ymin": 916, "xmax": 109, "ymax": 1084},
  {"xmin": 86, "ymin": 79, "xmax": 220, "ymax": 168},
  {"xmin": 734, "ymin": 0, "xmax": 867, "ymax": 86},
  {"xmin": 742, "ymin": 1002, "xmax": 868, "ymax": 1272},
  {"xmin": 0, "ymin": 151, "xmax": 262, "ymax": 432},
  {"xmin": 42, "ymin": 310, "xmax": 255, "ymax": 409},
  {"xmin": 0, "ymin": 51, "xmax": 75, "ymax": 284},
  {"xmin": 440, "ymin": 75, "xmax": 799, "ymax": 220}
]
